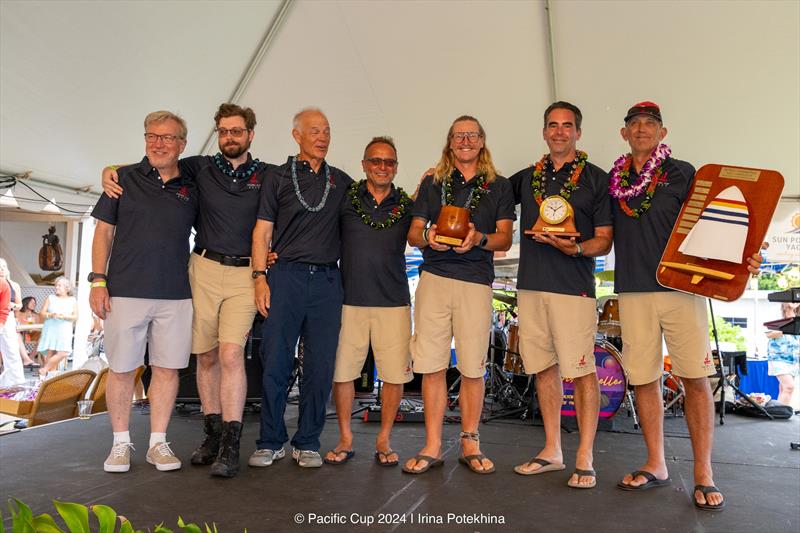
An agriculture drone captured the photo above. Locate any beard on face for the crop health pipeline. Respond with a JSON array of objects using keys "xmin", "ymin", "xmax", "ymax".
[{"xmin": 220, "ymin": 139, "xmax": 250, "ymax": 159}]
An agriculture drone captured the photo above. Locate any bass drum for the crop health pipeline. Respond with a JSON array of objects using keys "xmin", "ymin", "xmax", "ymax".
[{"xmin": 561, "ymin": 340, "xmax": 627, "ymax": 419}]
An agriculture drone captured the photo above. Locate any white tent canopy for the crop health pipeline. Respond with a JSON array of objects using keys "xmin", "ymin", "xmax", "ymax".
[{"xmin": 1, "ymin": 0, "xmax": 798, "ymax": 198}]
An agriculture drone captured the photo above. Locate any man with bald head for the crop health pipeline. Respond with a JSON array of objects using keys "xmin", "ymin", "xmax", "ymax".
[{"xmin": 250, "ymin": 108, "xmax": 353, "ymax": 468}]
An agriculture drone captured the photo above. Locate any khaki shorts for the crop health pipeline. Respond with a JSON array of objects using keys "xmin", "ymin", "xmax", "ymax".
[
  {"xmin": 334, "ymin": 305, "xmax": 413, "ymax": 384},
  {"xmin": 619, "ymin": 291, "xmax": 714, "ymax": 385},
  {"xmin": 411, "ymin": 271, "xmax": 492, "ymax": 379},
  {"xmin": 517, "ymin": 290, "xmax": 597, "ymax": 379},
  {"xmin": 104, "ymin": 297, "xmax": 192, "ymax": 373},
  {"xmin": 188, "ymin": 253, "xmax": 257, "ymax": 353}
]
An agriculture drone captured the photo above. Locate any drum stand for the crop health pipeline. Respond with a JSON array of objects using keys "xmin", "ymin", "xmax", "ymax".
[{"xmin": 708, "ymin": 299, "xmax": 772, "ymax": 424}]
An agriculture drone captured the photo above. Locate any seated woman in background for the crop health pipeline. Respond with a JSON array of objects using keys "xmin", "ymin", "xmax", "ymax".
[
  {"xmin": 766, "ymin": 302, "xmax": 800, "ymax": 406},
  {"xmin": 36, "ymin": 276, "xmax": 78, "ymax": 377},
  {"xmin": 16, "ymin": 296, "xmax": 41, "ymax": 369}
]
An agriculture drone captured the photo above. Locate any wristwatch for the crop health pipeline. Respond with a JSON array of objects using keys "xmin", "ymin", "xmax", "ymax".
[
  {"xmin": 251, "ymin": 270, "xmax": 268, "ymax": 279},
  {"xmin": 87, "ymin": 272, "xmax": 107, "ymax": 282},
  {"xmin": 478, "ymin": 233, "xmax": 489, "ymax": 249}
]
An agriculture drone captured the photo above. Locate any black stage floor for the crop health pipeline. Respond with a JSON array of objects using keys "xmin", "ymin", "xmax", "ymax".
[{"xmin": 1, "ymin": 400, "xmax": 799, "ymax": 533}]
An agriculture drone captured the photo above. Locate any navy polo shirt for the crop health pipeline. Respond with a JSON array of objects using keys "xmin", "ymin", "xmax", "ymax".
[
  {"xmin": 613, "ymin": 157, "xmax": 696, "ymax": 293},
  {"xmin": 340, "ymin": 181, "xmax": 413, "ymax": 307},
  {"xmin": 257, "ymin": 156, "xmax": 353, "ymax": 264},
  {"xmin": 91, "ymin": 157, "xmax": 198, "ymax": 299},
  {"xmin": 510, "ymin": 159, "xmax": 612, "ymax": 297},
  {"xmin": 180, "ymin": 154, "xmax": 274, "ymax": 257},
  {"xmin": 413, "ymin": 171, "xmax": 516, "ymax": 287}
]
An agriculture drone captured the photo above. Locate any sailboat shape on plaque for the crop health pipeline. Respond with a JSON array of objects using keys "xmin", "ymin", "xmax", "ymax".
[{"xmin": 677, "ymin": 186, "xmax": 749, "ymax": 263}]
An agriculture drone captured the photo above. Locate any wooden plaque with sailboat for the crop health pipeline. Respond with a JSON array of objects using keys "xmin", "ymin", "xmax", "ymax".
[{"xmin": 657, "ymin": 164, "xmax": 783, "ymax": 301}]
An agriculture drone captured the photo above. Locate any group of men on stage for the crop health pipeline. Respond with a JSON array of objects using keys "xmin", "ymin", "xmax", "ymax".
[{"xmin": 89, "ymin": 100, "xmax": 764, "ymax": 512}]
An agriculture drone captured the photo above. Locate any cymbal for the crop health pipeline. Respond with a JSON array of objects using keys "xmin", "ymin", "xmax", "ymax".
[{"xmin": 493, "ymin": 291, "xmax": 517, "ymax": 306}]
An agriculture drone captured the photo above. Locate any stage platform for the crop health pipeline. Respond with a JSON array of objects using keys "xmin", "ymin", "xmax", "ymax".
[{"xmin": 1, "ymin": 401, "xmax": 798, "ymax": 532}]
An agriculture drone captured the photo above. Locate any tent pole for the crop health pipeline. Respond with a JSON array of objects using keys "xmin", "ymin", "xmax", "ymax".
[
  {"xmin": 544, "ymin": 0, "xmax": 559, "ymax": 101},
  {"xmin": 200, "ymin": 0, "xmax": 295, "ymax": 155}
]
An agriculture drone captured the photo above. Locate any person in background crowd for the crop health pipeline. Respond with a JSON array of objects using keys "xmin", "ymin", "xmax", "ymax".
[
  {"xmin": 766, "ymin": 303, "xmax": 800, "ymax": 406},
  {"xmin": 36, "ymin": 276, "xmax": 77, "ymax": 377},
  {"xmin": 0, "ymin": 260, "xmax": 39, "ymax": 370},
  {"xmin": 0, "ymin": 259, "xmax": 25, "ymax": 386},
  {"xmin": 16, "ymin": 296, "xmax": 41, "ymax": 369}
]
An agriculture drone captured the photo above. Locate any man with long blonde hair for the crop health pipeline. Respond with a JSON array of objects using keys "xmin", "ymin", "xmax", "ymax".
[{"xmin": 404, "ymin": 115, "xmax": 515, "ymax": 474}]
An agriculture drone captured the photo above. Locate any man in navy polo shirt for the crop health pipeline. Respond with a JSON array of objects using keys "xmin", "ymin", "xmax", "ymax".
[
  {"xmin": 102, "ymin": 103, "xmax": 273, "ymax": 478},
  {"xmin": 90, "ymin": 110, "xmax": 197, "ymax": 473},
  {"xmin": 612, "ymin": 102, "xmax": 763, "ymax": 510},
  {"xmin": 250, "ymin": 108, "xmax": 353, "ymax": 468},
  {"xmin": 404, "ymin": 115, "xmax": 515, "ymax": 475},
  {"xmin": 509, "ymin": 101, "xmax": 612, "ymax": 489},
  {"xmin": 324, "ymin": 136, "xmax": 414, "ymax": 467}
]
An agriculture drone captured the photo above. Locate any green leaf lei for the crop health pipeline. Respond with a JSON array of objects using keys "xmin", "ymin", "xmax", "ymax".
[
  {"xmin": 442, "ymin": 174, "xmax": 489, "ymax": 213},
  {"xmin": 530, "ymin": 150, "xmax": 588, "ymax": 205},
  {"xmin": 347, "ymin": 180, "xmax": 411, "ymax": 229}
]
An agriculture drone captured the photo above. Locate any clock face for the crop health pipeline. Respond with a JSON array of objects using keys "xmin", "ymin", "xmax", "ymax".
[{"xmin": 540, "ymin": 196, "xmax": 570, "ymax": 224}]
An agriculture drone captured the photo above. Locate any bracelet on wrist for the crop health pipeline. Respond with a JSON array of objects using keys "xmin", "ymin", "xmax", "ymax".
[
  {"xmin": 573, "ymin": 242, "xmax": 583, "ymax": 257},
  {"xmin": 422, "ymin": 227, "xmax": 430, "ymax": 243},
  {"xmin": 91, "ymin": 281, "xmax": 107, "ymax": 288}
]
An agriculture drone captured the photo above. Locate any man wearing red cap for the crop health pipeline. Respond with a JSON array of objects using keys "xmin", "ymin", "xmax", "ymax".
[{"xmin": 611, "ymin": 101, "xmax": 763, "ymax": 511}]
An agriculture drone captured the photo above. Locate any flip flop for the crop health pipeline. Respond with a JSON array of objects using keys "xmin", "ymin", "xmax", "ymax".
[
  {"xmin": 567, "ymin": 468, "xmax": 597, "ymax": 489},
  {"xmin": 459, "ymin": 454, "xmax": 496, "ymax": 474},
  {"xmin": 513, "ymin": 458, "xmax": 566, "ymax": 476},
  {"xmin": 617, "ymin": 470, "xmax": 671, "ymax": 491},
  {"xmin": 374, "ymin": 450, "xmax": 399, "ymax": 467},
  {"xmin": 401, "ymin": 454, "xmax": 444, "ymax": 474},
  {"xmin": 323, "ymin": 449, "xmax": 355, "ymax": 465},
  {"xmin": 694, "ymin": 484, "xmax": 726, "ymax": 512}
]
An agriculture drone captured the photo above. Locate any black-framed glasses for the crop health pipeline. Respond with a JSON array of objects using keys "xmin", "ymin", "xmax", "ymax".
[
  {"xmin": 452, "ymin": 132, "xmax": 482, "ymax": 142},
  {"xmin": 216, "ymin": 127, "xmax": 249, "ymax": 138},
  {"xmin": 364, "ymin": 157, "xmax": 398, "ymax": 168},
  {"xmin": 144, "ymin": 133, "xmax": 181, "ymax": 145}
]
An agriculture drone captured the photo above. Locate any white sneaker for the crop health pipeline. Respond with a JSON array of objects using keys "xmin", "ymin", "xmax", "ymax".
[
  {"xmin": 104, "ymin": 442, "xmax": 135, "ymax": 473},
  {"xmin": 248, "ymin": 447, "xmax": 285, "ymax": 467},
  {"xmin": 145, "ymin": 442, "xmax": 182, "ymax": 471}
]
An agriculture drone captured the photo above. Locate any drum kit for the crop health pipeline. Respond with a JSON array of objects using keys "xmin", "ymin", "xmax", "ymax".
[{"xmin": 472, "ymin": 289, "xmax": 687, "ymax": 425}]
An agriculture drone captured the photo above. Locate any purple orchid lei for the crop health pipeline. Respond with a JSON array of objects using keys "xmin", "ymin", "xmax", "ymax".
[{"xmin": 609, "ymin": 143, "xmax": 671, "ymax": 199}]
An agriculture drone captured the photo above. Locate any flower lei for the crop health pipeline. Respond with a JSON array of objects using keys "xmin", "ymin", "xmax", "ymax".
[
  {"xmin": 441, "ymin": 173, "xmax": 489, "ymax": 213},
  {"xmin": 213, "ymin": 153, "xmax": 260, "ymax": 179},
  {"xmin": 530, "ymin": 151, "xmax": 588, "ymax": 205},
  {"xmin": 291, "ymin": 156, "xmax": 332, "ymax": 212},
  {"xmin": 347, "ymin": 180, "xmax": 411, "ymax": 229},
  {"xmin": 609, "ymin": 143, "xmax": 671, "ymax": 218}
]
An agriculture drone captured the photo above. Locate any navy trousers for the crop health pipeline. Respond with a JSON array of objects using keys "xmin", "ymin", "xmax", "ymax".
[{"xmin": 257, "ymin": 261, "xmax": 343, "ymax": 451}]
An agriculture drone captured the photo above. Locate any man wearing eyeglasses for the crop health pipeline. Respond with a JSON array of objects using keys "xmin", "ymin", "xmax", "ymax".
[
  {"xmin": 250, "ymin": 108, "xmax": 353, "ymax": 468},
  {"xmin": 91, "ymin": 111, "xmax": 196, "ymax": 474},
  {"xmin": 508, "ymin": 101, "xmax": 612, "ymax": 489},
  {"xmin": 323, "ymin": 136, "xmax": 413, "ymax": 467},
  {"xmin": 102, "ymin": 103, "xmax": 272, "ymax": 478}
]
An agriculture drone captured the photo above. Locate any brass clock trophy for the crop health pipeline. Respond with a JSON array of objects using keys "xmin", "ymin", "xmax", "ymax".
[{"xmin": 524, "ymin": 195, "xmax": 581, "ymax": 237}]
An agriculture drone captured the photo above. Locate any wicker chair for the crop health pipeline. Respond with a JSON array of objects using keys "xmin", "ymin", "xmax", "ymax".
[
  {"xmin": 88, "ymin": 366, "xmax": 146, "ymax": 413},
  {"xmin": 26, "ymin": 369, "xmax": 96, "ymax": 427}
]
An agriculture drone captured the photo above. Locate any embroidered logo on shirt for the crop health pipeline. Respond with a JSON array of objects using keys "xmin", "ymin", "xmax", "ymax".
[
  {"xmin": 176, "ymin": 186, "xmax": 190, "ymax": 202},
  {"xmin": 246, "ymin": 173, "xmax": 261, "ymax": 191}
]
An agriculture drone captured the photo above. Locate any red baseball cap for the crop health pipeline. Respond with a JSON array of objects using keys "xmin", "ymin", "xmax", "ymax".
[{"xmin": 624, "ymin": 101, "xmax": 662, "ymax": 123}]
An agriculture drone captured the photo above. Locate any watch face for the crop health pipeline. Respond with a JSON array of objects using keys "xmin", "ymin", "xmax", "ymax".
[{"xmin": 540, "ymin": 196, "xmax": 569, "ymax": 224}]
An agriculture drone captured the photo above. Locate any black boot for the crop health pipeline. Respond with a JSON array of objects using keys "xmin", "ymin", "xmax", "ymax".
[
  {"xmin": 211, "ymin": 421, "xmax": 243, "ymax": 478},
  {"xmin": 190, "ymin": 413, "xmax": 223, "ymax": 465}
]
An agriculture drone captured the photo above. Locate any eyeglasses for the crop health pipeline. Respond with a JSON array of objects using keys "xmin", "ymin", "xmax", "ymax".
[
  {"xmin": 216, "ymin": 127, "xmax": 249, "ymax": 138},
  {"xmin": 144, "ymin": 133, "xmax": 181, "ymax": 145},
  {"xmin": 364, "ymin": 157, "xmax": 398, "ymax": 168},
  {"xmin": 452, "ymin": 132, "xmax": 482, "ymax": 142}
]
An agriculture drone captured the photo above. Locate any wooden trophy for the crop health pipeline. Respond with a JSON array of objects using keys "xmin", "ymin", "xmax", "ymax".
[
  {"xmin": 524, "ymin": 196, "xmax": 581, "ymax": 237},
  {"xmin": 657, "ymin": 164, "xmax": 784, "ymax": 301},
  {"xmin": 434, "ymin": 205, "xmax": 470, "ymax": 246}
]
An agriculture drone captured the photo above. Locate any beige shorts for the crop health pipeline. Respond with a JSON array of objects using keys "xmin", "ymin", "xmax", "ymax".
[
  {"xmin": 104, "ymin": 297, "xmax": 192, "ymax": 373},
  {"xmin": 188, "ymin": 253, "xmax": 257, "ymax": 353},
  {"xmin": 619, "ymin": 291, "xmax": 714, "ymax": 385},
  {"xmin": 517, "ymin": 290, "xmax": 597, "ymax": 379},
  {"xmin": 411, "ymin": 271, "xmax": 492, "ymax": 379},
  {"xmin": 334, "ymin": 305, "xmax": 413, "ymax": 384}
]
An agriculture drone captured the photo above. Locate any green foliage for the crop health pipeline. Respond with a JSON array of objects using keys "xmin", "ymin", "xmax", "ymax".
[
  {"xmin": 4, "ymin": 499, "xmax": 226, "ymax": 533},
  {"xmin": 708, "ymin": 315, "xmax": 746, "ymax": 351}
]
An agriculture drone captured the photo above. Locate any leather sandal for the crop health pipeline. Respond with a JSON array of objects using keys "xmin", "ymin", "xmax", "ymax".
[{"xmin": 458, "ymin": 431, "xmax": 495, "ymax": 474}]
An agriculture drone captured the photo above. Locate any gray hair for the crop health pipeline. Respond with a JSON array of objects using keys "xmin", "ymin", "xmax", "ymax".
[
  {"xmin": 144, "ymin": 110, "xmax": 188, "ymax": 140},
  {"xmin": 292, "ymin": 107, "xmax": 326, "ymax": 131}
]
